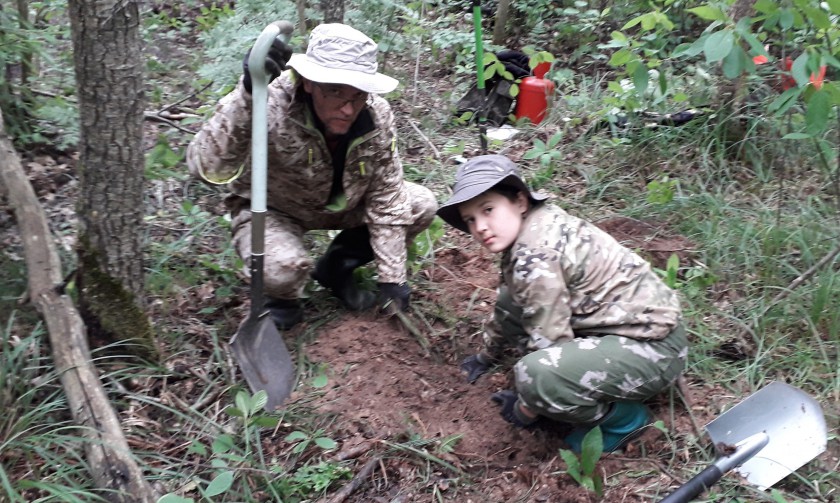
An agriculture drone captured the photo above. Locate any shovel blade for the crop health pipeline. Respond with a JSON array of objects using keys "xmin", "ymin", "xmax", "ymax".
[
  {"xmin": 230, "ymin": 313, "xmax": 295, "ymax": 411},
  {"xmin": 705, "ymin": 381, "xmax": 827, "ymax": 490}
]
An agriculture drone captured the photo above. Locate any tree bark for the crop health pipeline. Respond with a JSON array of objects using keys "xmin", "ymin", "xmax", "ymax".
[
  {"xmin": 0, "ymin": 108, "xmax": 158, "ymax": 503},
  {"xmin": 492, "ymin": 0, "xmax": 511, "ymax": 45},
  {"xmin": 297, "ymin": 0, "xmax": 308, "ymax": 35},
  {"xmin": 67, "ymin": 0, "xmax": 156, "ymax": 357},
  {"xmin": 320, "ymin": 0, "xmax": 344, "ymax": 23}
]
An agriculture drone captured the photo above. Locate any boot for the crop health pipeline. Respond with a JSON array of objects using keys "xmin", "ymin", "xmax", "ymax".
[
  {"xmin": 563, "ymin": 402, "xmax": 651, "ymax": 453},
  {"xmin": 311, "ymin": 227, "xmax": 376, "ymax": 311},
  {"xmin": 265, "ymin": 298, "xmax": 303, "ymax": 330}
]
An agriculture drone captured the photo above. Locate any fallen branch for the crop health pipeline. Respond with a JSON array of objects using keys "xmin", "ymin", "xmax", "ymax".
[
  {"xmin": 386, "ymin": 302, "xmax": 429, "ymax": 350},
  {"xmin": 408, "ymin": 120, "xmax": 441, "ymax": 159},
  {"xmin": 0, "ymin": 108, "xmax": 157, "ymax": 502},
  {"xmin": 325, "ymin": 456, "xmax": 381, "ymax": 503}
]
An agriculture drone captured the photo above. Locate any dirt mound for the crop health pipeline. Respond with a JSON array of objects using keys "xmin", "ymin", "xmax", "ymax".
[{"xmin": 288, "ymin": 229, "xmax": 705, "ymax": 502}]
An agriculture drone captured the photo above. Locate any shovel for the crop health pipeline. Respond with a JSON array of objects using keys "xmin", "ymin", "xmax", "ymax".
[
  {"xmin": 660, "ymin": 381, "xmax": 827, "ymax": 502},
  {"xmin": 229, "ymin": 20, "xmax": 296, "ymax": 412}
]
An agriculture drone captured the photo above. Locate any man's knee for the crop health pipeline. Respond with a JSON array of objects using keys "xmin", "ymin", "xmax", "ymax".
[
  {"xmin": 405, "ymin": 182, "xmax": 438, "ymax": 235},
  {"xmin": 263, "ymin": 254, "xmax": 314, "ymax": 298}
]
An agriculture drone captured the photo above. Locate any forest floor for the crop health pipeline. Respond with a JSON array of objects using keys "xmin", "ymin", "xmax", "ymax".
[{"xmin": 1, "ymin": 5, "xmax": 838, "ymax": 503}]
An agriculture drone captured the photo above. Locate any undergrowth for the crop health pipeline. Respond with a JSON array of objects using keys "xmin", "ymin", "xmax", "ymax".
[{"xmin": 1, "ymin": 0, "xmax": 838, "ymax": 501}]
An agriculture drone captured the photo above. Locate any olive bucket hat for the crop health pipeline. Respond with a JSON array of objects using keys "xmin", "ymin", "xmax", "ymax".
[
  {"xmin": 437, "ymin": 154, "xmax": 549, "ymax": 233},
  {"xmin": 287, "ymin": 23, "xmax": 398, "ymax": 94}
]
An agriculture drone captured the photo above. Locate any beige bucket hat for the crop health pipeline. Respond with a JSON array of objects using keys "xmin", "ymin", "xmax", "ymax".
[
  {"xmin": 287, "ymin": 23, "xmax": 398, "ymax": 94},
  {"xmin": 437, "ymin": 155, "xmax": 549, "ymax": 233}
]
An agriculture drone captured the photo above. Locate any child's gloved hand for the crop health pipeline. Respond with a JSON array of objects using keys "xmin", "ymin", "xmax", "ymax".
[
  {"xmin": 460, "ymin": 353, "xmax": 490, "ymax": 383},
  {"xmin": 491, "ymin": 389, "xmax": 538, "ymax": 428}
]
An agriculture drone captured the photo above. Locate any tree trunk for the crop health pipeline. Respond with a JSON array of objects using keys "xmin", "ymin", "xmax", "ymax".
[
  {"xmin": 492, "ymin": 0, "xmax": 511, "ymax": 45},
  {"xmin": 320, "ymin": 0, "xmax": 344, "ymax": 24},
  {"xmin": 297, "ymin": 0, "xmax": 308, "ymax": 35},
  {"xmin": 0, "ymin": 108, "xmax": 158, "ymax": 503},
  {"xmin": 16, "ymin": 0, "xmax": 33, "ymax": 85},
  {"xmin": 67, "ymin": 0, "xmax": 156, "ymax": 358}
]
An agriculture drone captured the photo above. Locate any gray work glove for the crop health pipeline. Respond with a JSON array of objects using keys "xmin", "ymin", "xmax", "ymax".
[
  {"xmin": 460, "ymin": 353, "xmax": 490, "ymax": 383},
  {"xmin": 242, "ymin": 38, "xmax": 292, "ymax": 94},
  {"xmin": 491, "ymin": 389, "xmax": 538, "ymax": 428}
]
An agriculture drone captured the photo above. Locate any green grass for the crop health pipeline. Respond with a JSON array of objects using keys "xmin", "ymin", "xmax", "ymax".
[
  {"xmin": 3, "ymin": 0, "xmax": 839, "ymax": 500},
  {"xmin": 0, "ymin": 318, "xmax": 105, "ymax": 502}
]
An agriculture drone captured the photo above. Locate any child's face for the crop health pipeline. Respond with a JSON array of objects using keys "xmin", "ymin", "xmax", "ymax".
[{"xmin": 458, "ymin": 190, "xmax": 529, "ymax": 253}]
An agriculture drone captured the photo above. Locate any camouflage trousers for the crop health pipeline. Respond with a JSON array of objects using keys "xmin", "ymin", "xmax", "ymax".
[
  {"xmin": 494, "ymin": 287, "xmax": 688, "ymax": 424},
  {"xmin": 231, "ymin": 181, "xmax": 437, "ymax": 299}
]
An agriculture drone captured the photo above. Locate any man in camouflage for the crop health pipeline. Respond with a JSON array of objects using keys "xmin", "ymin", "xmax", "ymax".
[
  {"xmin": 437, "ymin": 155, "xmax": 687, "ymax": 453},
  {"xmin": 187, "ymin": 24, "xmax": 437, "ymax": 329}
]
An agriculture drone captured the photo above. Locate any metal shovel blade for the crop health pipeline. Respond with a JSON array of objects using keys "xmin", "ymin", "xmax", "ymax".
[
  {"xmin": 230, "ymin": 313, "xmax": 295, "ymax": 411},
  {"xmin": 705, "ymin": 381, "xmax": 827, "ymax": 490}
]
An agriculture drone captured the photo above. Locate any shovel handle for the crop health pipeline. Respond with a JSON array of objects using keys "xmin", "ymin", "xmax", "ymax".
[
  {"xmin": 658, "ymin": 465, "xmax": 723, "ymax": 503},
  {"xmin": 248, "ymin": 20, "xmax": 294, "ymax": 217},
  {"xmin": 659, "ymin": 432, "xmax": 769, "ymax": 503},
  {"xmin": 248, "ymin": 21, "xmax": 294, "ymax": 313}
]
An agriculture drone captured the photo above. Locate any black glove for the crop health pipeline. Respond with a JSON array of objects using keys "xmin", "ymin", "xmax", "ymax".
[
  {"xmin": 460, "ymin": 353, "xmax": 490, "ymax": 383},
  {"xmin": 491, "ymin": 389, "xmax": 538, "ymax": 428},
  {"xmin": 378, "ymin": 282, "xmax": 411, "ymax": 311},
  {"xmin": 242, "ymin": 38, "xmax": 293, "ymax": 94}
]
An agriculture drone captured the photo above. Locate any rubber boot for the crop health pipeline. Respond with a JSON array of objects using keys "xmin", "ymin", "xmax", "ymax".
[
  {"xmin": 265, "ymin": 298, "xmax": 303, "ymax": 330},
  {"xmin": 563, "ymin": 402, "xmax": 651, "ymax": 453},
  {"xmin": 311, "ymin": 227, "xmax": 376, "ymax": 311}
]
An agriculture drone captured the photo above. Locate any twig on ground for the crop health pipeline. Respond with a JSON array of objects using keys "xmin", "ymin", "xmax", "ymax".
[
  {"xmin": 143, "ymin": 112, "xmax": 196, "ymax": 134},
  {"xmin": 385, "ymin": 302, "xmax": 430, "ymax": 351},
  {"xmin": 408, "ymin": 120, "xmax": 441, "ymax": 159},
  {"xmin": 760, "ymin": 243, "xmax": 840, "ymax": 318},
  {"xmin": 333, "ymin": 441, "xmax": 373, "ymax": 462},
  {"xmin": 326, "ymin": 456, "xmax": 381, "ymax": 503}
]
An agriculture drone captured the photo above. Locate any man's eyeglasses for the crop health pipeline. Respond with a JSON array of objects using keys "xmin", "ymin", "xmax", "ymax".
[{"xmin": 313, "ymin": 83, "xmax": 368, "ymax": 108}]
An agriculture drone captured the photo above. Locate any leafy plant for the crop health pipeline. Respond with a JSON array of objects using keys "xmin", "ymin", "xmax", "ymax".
[
  {"xmin": 272, "ymin": 460, "xmax": 352, "ymax": 499},
  {"xmin": 146, "ymin": 134, "xmax": 186, "ymax": 181},
  {"xmin": 559, "ymin": 426, "xmax": 605, "ymax": 497},
  {"xmin": 409, "ymin": 216, "xmax": 445, "ymax": 273},
  {"xmin": 195, "ymin": 2, "xmax": 235, "ymax": 32},
  {"xmin": 646, "ymin": 175, "xmax": 678, "ymax": 204},
  {"xmin": 524, "ymin": 131, "xmax": 564, "ymax": 189},
  {"xmin": 284, "ymin": 428, "xmax": 338, "ymax": 454}
]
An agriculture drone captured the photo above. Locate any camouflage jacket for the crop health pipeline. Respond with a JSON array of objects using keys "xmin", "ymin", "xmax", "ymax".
[
  {"xmin": 483, "ymin": 204, "xmax": 682, "ymax": 357},
  {"xmin": 186, "ymin": 72, "xmax": 414, "ymax": 284}
]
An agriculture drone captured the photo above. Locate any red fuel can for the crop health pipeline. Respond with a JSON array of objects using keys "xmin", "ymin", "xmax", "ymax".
[{"xmin": 514, "ymin": 62, "xmax": 555, "ymax": 124}]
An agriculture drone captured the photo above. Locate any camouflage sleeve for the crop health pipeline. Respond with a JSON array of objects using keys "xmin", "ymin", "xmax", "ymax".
[
  {"xmin": 510, "ymin": 247, "xmax": 576, "ymax": 349},
  {"xmin": 480, "ymin": 275, "xmax": 517, "ymax": 360},
  {"xmin": 482, "ymin": 314, "xmax": 508, "ymax": 361},
  {"xmin": 186, "ymin": 79, "xmax": 253, "ymax": 185},
  {"xmin": 363, "ymin": 100, "xmax": 414, "ymax": 284}
]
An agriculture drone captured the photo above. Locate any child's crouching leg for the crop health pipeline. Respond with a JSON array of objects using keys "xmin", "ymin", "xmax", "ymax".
[{"xmin": 512, "ymin": 326, "xmax": 688, "ymax": 425}]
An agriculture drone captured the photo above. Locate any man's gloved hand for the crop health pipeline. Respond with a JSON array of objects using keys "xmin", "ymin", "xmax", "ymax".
[
  {"xmin": 460, "ymin": 353, "xmax": 490, "ymax": 383},
  {"xmin": 491, "ymin": 389, "xmax": 538, "ymax": 428},
  {"xmin": 378, "ymin": 282, "xmax": 411, "ymax": 312},
  {"xmin": 242, "ymin": 38, "xmax": 293, "ymax": 94}
]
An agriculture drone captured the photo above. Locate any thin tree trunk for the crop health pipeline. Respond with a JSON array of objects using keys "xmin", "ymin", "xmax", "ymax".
[
  {"xmin": 492, "ymin": 0, "xmax": 511, "ymax": 45},
  {"xmin": 320, "ymin": 0, "xmax": 344, "ymax": 23},
  {"xmin": 297, "ymin": 0, "xmax": 307, "ymax": 35}
]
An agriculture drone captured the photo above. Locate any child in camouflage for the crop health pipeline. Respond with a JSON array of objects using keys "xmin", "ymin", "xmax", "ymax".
[{"xmin": 437, "ymin": 154, "xmax": 688, "ymax": 452}]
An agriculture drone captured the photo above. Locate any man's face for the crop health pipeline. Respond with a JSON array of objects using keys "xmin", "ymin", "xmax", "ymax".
[{"xmin": 303, "ymin": 80, "xmax": 369, "ymax": 138}]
